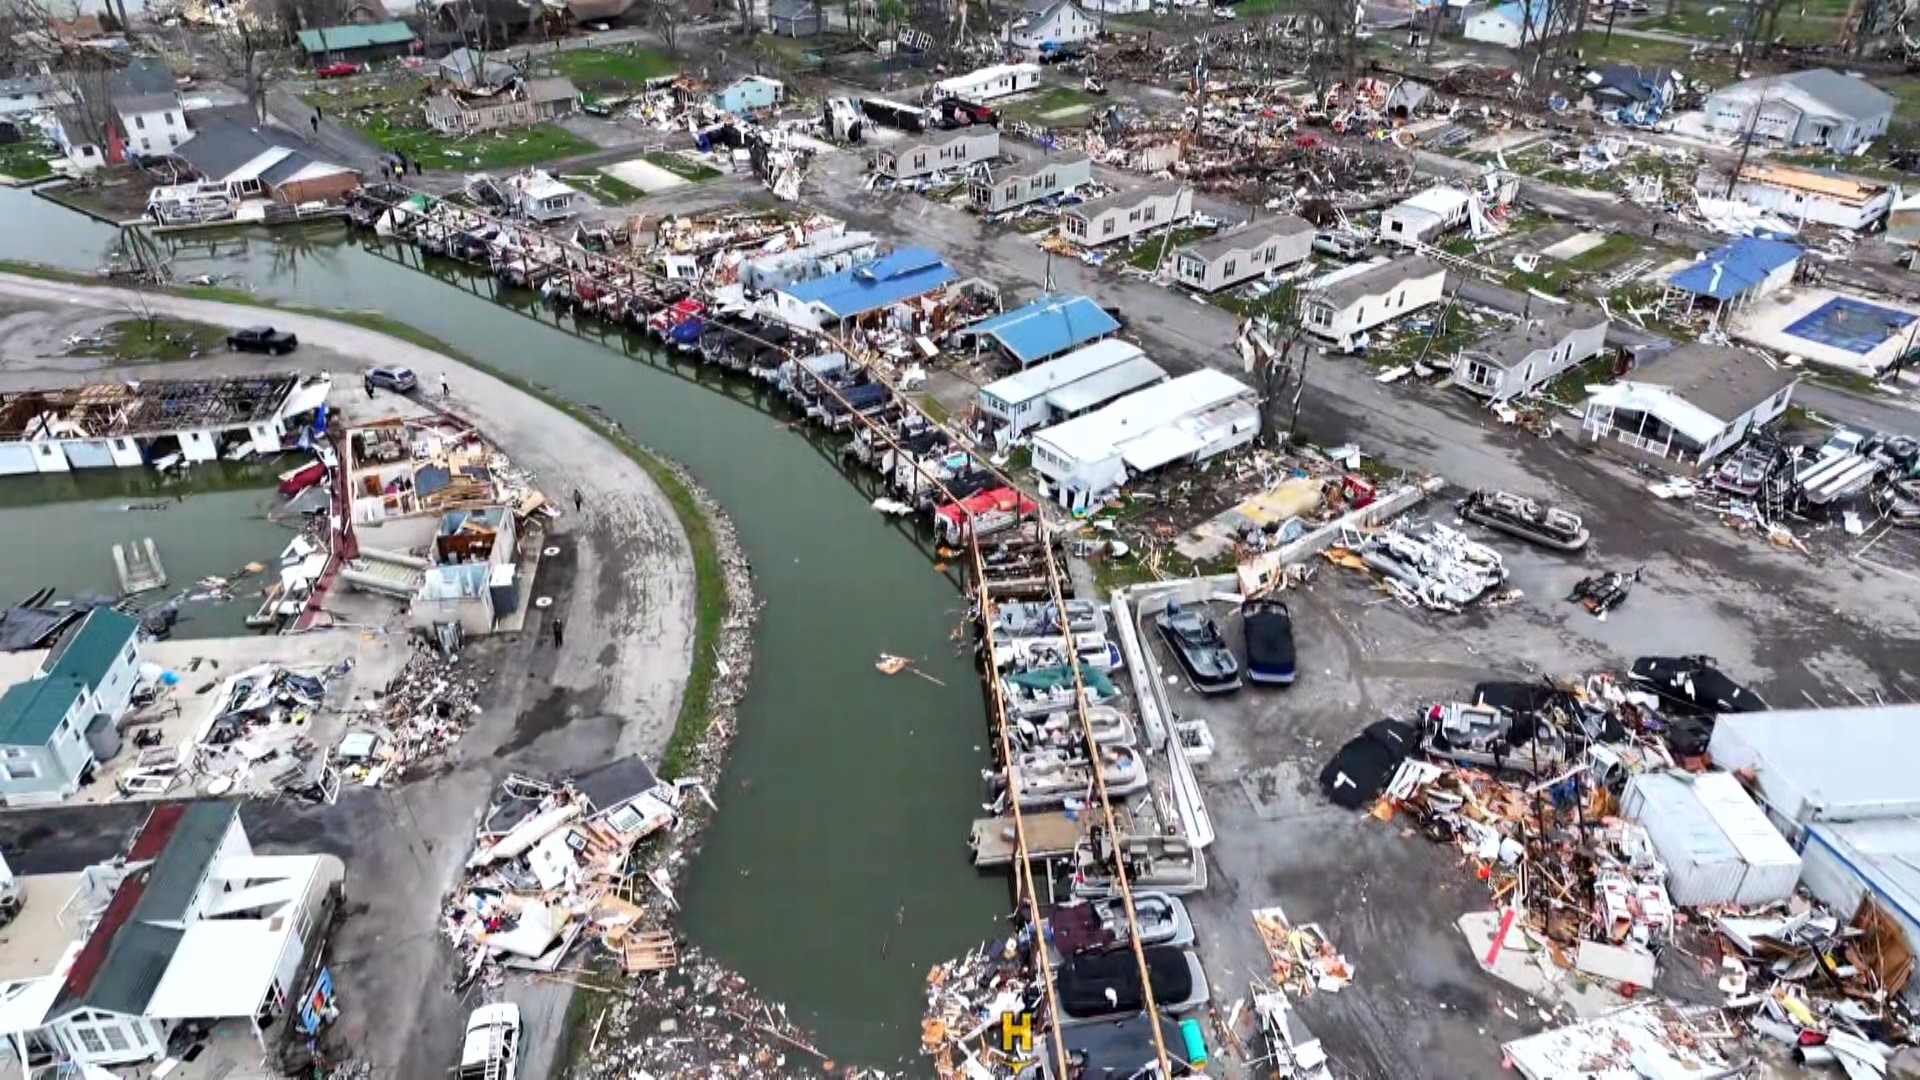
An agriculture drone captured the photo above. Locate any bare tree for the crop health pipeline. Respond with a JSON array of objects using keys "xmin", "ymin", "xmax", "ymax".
[
  {"xmin": 651, "ymin": 0, "xmax": 681, "ymax": 52},
  {"xmin": 206, "ymin": 14, "xmax": 277, "ymax": 123},
  {"xmin": 1243, "ymin": 288, "xmax": 1310, "ymax": 445},
  {"xmin": 733, "ymin": 0, "xmax": 756, "ymax": 34}
]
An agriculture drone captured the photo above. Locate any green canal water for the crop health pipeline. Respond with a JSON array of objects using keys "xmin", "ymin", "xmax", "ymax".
[{"xmin": 0, "ymin": 189, "xmax": 1005, "ymax": 1068}]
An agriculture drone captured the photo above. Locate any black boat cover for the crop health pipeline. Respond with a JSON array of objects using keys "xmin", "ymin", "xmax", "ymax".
[
  {"xmin": 1244, "ymin": 603, "xmax": 1295, "ymax": 676},
  {"xmin": 1630, "ymin": 656, "xmax": 1768, "ymax": 714},
  {"xmin": 1056, "ymin": 946, "xmax": 1192, "ymax": 1017},
  {"xmin": 1319, "ymin": 719, "xmax": 1417, "ymax": 809}
]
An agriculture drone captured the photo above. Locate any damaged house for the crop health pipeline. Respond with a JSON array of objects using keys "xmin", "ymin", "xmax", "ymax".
[
  {"xmin": 414, "ymin": 507, "xmax": 522, "ymax": 637},
  {"xmin": 1716, "ymin": 164, "xmax": 1893, "ymax": 232},
  {"xmin": 767, "ymin": 247, "xmax": 958, "ymax": 331},
  {"xmin": 958, "ymin": 293, "xmax": 1119, "ymax": 367},
  {"xmin": 175, "ymin": 110, "xmax": 361, "ymax": 205},
  {"xmin": 1030, "ymin": 369, "xmax": 1257, "ymax": 509},
  {"xmin": 426, "ymin": 77, "xmax": 579, "ymax": 136},
  {"xmin": 1452, "ymin": 304, "xmax": 1609, "ymax": 403},
  {"xmin": 0, "ymin": 608, "xmax": 141, "ymax": 805},
  {"xmin": 1586, "ymin": 63, "xmax": 1678, "ymax": 115},
  {"xmin": 1379, "ymin": 185, "xmax": 1472, "ymax": 248},
  {"xmin": 1006, "ymin": 0, "xmax": 1098, "ymax": 52},
  {"xmin": 1703, "ymin": 68, "xmax": 1894, "ymax": 154},
  {"xmin": 1059, "ymin": 182, "xmax": 1193, "ymax": 248},
  {"xmin": 1663, "ymin": 237, "xmax": 1801, "ymax": 327},
  {"xmin": 1171, "ymin": 216, "xmax": 1315, "ymax": 293},
  {"xmin": 1301, "ymin": 257, "xmax": 1447, "ymax": 352},
  {"xmin": 1579, "ymin": 343, "xmax": 1796, "ymax": 470},
  {"xmin": 976, "ymin": 339, "xmax": 1167, "ymax": 439},
  {"xmin": 969, "ymin": 152, "xmax": 1091, "ymax": 214},
  {"xmin": 875, "ymin": 126, "xmax": 1000, "ymax": 181},
  {"xmin": 0, "ymin": 802, "xmax": 343, "ymax": 1074}
]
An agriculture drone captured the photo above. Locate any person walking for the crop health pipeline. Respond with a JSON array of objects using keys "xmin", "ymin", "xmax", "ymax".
[
  {"xmin": 363, "ymin": 374, "xmax": 375, "ymax": 398},
  {"xmin": 551, "ymin": 617, "xmax": 564, "ymax": 648},
  {"xmin": 572, "ymin": 488, "xmax": 583, "ymax": 512},
  {"xmin": 311, "ymin": 113, "xmax": 320, "ymax": 135},
  {"xmin": 439, "ymin": 373, "xmax": 450, "ymax": 398},
  {"xmin": 413, "ymin": 157, "xmax": 423, "ymax": 177}
]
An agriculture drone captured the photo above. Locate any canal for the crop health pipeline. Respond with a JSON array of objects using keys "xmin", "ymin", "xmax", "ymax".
[{"xmin": 0, "ymin": 188, "xmax": 1005, "ymax": 1068}]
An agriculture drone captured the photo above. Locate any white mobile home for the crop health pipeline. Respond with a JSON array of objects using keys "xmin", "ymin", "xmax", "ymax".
[
  {"xmin": 1580, "ymin": 343, "xmax": 1796, "ymax": 470},
  {"xmin": 519, "ymin": 176, "xmax": 585, "ymax": 223},
  {"xmin": 1453, "ymin": 306, "xmax": 1610, "ymax": 403},
  {"xmin": 976, "ymin": 339, "xmax": 1167, "ymax": 438},
  {"xmin": 1030, "ymin": 369, "xmax": 1257, "ymax": 508},
  {"xmin": 1379, "ymin": 185, "xmax": 1472, "ymax": 247},
  {"xmin": 931, "ymin": 63, "xmax": 1042, "ymax": 103},
  {"xmin": 970, "ymin": 152, "xmax": 1093, "ymax": 214},
  {"xmin": 1059, "ymin": 182, "xmax": 1193, "ymax": 248},
  {"xmin": 1172, "ymin": 216, "xmax": 1314, "ymax": 292},
  {"xmin": 875, "ymin": 126, "xmax": 1000, "ymax": 181},
  {"xmin": 1300, "ymin": 257, "xmax": 1447, "ymax": 351}
]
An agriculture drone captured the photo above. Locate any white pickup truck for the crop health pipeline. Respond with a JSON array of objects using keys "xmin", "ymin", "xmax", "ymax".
[{"xmin": 459, "ymin": 1004, "xmax": 521, "ymax": 1080}]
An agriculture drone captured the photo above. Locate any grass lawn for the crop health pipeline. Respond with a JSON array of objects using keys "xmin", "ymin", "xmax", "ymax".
[
  {"xmin": 643, "ymin": 151, "xmax": 720, "ymax": 182},
  {"xmin": 67, "ymin": 317, "xmax": 228, "ymax": 362},
  {"xmin": 1211, "ymin": 282, "xmax": 1298, "ymax": 320},
  {"xmin": 1638, "ymin": 0, "xmax": 1841, "ymax": 44},
  {"xmin": 1571, "ymin": 31, "xmax": 1740, "ymax": 83},
  {"xmin": 306, "ymin": 75, "xmax": 597, "ymax": 169},
  {"xmin": 0, "ymin": 140, "xmax": 57, "ymax": 181},
  {"xmin": 547, "ymin": 46, "xmax": 679, "ymax": 92},
  {"xmin": 1563, "ymin": 232, "xmax": 1641, "ymax": 272},
  {"xmin": 1123, "ymin": 226, "xmax": 1210, "ymax": 272},
  {"xmin": 1003, "ymin": 85, "xmax": 1103, "ymax": 125},
  {"xmin": 564, "ymin": 169, "xmax": 647, "ymax": 205},
  {"xmin": 1540, "ymin": 353, "xmax": 1614, "ymax": 403}
]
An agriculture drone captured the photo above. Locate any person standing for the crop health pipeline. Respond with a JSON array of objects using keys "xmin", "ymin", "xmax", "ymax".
[
  {"xmin": 572, "ymin": 488, "xmax": 583, "ymax": 512},
  {"xmin": 551, "ymin": 617, "xmax": 564, "ymax": 648},
  {"xmin": 439, "ymin": 373, "xmax": 450, "ymax": 398},
  {"xmin": 363, "ymin": 374, "xmax": 375, "ymax": 398}
]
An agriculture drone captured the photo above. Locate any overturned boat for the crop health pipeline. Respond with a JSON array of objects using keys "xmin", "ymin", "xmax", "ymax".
[
  {"xmin": 1421, "ymin": 700, "xmax": 1568, "ymax": 776},
  {"xmin": 1456, "ymin": 490, "xmax": 1588, "ymax": 553}
]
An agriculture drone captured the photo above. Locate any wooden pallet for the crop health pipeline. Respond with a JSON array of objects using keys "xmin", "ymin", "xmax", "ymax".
[{"xmin": 617, "ymin": 931, "xmax": 678, "ymax": 973}]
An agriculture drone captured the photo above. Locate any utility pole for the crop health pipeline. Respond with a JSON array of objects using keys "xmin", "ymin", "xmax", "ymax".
[{"xmin": 1726, "ymin": 80, "xmax": 1774, "ymax": 197}]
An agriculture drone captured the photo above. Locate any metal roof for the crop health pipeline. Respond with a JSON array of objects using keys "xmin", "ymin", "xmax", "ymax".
[
  {"xmin": 1046, "ymin": 355, "xmax": 1169, "ymax": 416},
  {"xmin": 40, "ymin": 607, "xmax": 137, "ymax": 687},
  {"xmin": 1599, "ymin": 343, "xmax": 1795, "ymax": 425},
  {"xmin": 0, "ymin": 676, "xmax": 85, "ymax": 748},
  {"xmin": 1710, "ymin": 705, "xmax": 1920, "ymax": 825},
  {"xmin": 1035, "ymin": 369, "xmax": 1252, "ymax": 464},
  {"xmin": 779, "ymin": 247, "xmax": 956, "ymax": 319},
  {"xmin": 1177, "ymin": 216, "xmax": 1313, "ymax": 263},
  {"xmin": 136, "ymin": 801, "xmax": 238, "ymax": 923},
  {"xmin": 295, "ymin": 20, "xmax": 416, "ymax": 53},
  {"xmin": 1804, "ymin": 819, "xmax": 1920, "ymax": 924},
  {"xmin": 965, "ymin": 294, "xmax": 1119, "ymax": 366},
  {"xmin": 1308, "ymin": 256, "xmax": 1444, "ymax": 309},
  {"xmin": 1465, "ymin": 305, "xmax": 1607, "ymax": 369},
  {"xmin": 1714, "ymin": 67, "xmax": 1895, "ymax": 122},
  {"xmin": 981, "ymin": 338, "xmax": 1144, "ymax": 405},
  {"xmin": 1667, "ymin": 237, "xmax": 1801, "ymax": 301},
  {"xmin": 1062, "ymin": 180, "xmax": 1184, "ymax": 222}
]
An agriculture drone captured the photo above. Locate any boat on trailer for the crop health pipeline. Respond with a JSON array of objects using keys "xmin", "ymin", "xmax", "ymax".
[{"xmin": 1456, "ymin": 489, "xmax": 1588, "ymax": 552}]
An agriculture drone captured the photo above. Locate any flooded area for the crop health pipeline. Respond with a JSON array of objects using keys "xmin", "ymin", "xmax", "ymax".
[{"xmin": 0, "ymin": 187, "xmax": 1003, "ymax": 1068}]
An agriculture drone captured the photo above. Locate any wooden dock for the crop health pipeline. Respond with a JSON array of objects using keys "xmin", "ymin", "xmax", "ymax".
[{"xmin": 971, "ymin": 811, "xmax": 1086, "ymax": 868}]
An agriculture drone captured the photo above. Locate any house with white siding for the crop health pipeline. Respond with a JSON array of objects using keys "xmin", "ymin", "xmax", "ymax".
[
  {"xmin": 970, "ymin": 152, "xmax": 1092, "ymax": 214},
  {"xmin": 1716, "ymin": 164, "xmax": 1893, "ymax": 232},
  {"xmin": 874, "ymin": 126, "xmax": 1000, "ymax": 180},
  {"xmin": 1059, "ymin": 182, "xmax": 1192, "ymax": 248},
  {"xmin": 976, "ymin": 339, "xmax": 1167, "ymax": 438},
  {"xmin": 1030, "ymin": 369, "xmax": 1258, "ymax": 509},
  {"xmin": 1300, "ymin": 257, "xmax": 1447, "ymax": 352},
  {"xmin": 0, "ymin": 608, "xmax": 142, "ymax": 805},
  {"xmin": 1007, "ymin": 0, "xmax": 1098, "ymax": 52},
  {"xmin": 1703, "ymin": 68, "xmax": 1894, "ymax": 154},
  {"xmin": 1172, "ymin": 216, "xmax": 1315, "ymax": 292},
  {"xmin": 1581, "ymin": 343, "xmax": 1797, "ymax": 470},
  {"xmin": 931, "ymin": 63, "xmax": 1042, "ymax": 103},
  {"xmin": 1453, "ymin": 305, "xmax": 1610, "ymax": 403},
  {"xmin": 1379, "ymin": 185, "xmax": 1472, "ymax": 248}
]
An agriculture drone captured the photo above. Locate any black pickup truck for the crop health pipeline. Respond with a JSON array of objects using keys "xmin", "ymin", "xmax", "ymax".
[{"xmin": 226, "ymin": 326, "xmax": 299, "ymax": 355}]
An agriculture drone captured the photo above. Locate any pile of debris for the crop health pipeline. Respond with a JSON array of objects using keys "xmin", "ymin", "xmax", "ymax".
[
  {"xmin": 921, "ymin": 935, "xmax": 1042, "ymax": 1079},
  {"xmin": 338, "ymin": 644, "xmax": 481, "ymax": 785},
  {"xmin": 1324, "ymin": 518, "xmax": 1508, "ymax": 610},
  {"xmin": 182, "ymin": 661, "xmax": 346, "ymax": 801},
  {"xmin": 1252, "ymin": 907, "xmax": 1353, "ymax": 999}
]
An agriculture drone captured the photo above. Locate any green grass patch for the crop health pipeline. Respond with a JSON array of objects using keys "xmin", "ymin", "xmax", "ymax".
[
  {"xmin": 642, "ymin": 151, "xmax": 720, "ymax": 183},
  {"xmin": 547, "ymin": 46, "xmax": 679, "ymax": 91},
  {"xmin": 1124, "ymin": 227, "xmax": 1211, "ymax": 272},
  {"xmin": 1539, "ymin": 353, "xmax": 1612, "ymax": 404},
  {"xmin": 1210, "ymin": 282, "xmax": 1297, "ymax": 320},
  {"xmin": 1571, "ymin": 31, "xmax": 1740, "ymax": 84},
  {"xmin": 916, "ymin": 392, "xmax": 951, "ymax": 426},
  {"xmin": 1003, "ymin": 85, "xmax": 1103, "ymax": 125},
  {"xmin": 0, "ymin": 256, "xmax": 729, "ymax": 784},
  {"xmin": 564, "ymin": 169, "xmax": 648, "ymax": 205},
  {"xmin": 1562, "ymin": 232, "xmax": 1640, "ymax": 272},
  {"xmin": 1638, "ymin": 0, "xmax": 1840, "ymax": 44},
  {"xmin": 0, "ymin": 140, "xmax": 57, "ymax": 181},
  {"xmin": 1091, "ymin": 551, "xmax": 1160, "ymax": 597},
  {"xmin": 306, "ymin": 76, "xmax": 596, "ymax": 169},
  {"xmin": 68, "ymin": 316, "xmax": 229, "ymax": 361}
]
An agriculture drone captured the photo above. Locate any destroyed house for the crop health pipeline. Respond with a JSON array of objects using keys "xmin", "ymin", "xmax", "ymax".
[
  {"xmin": 766, "ymin": 0, "xmax": 824, "ymax": 36},
  {"xmin": 710, "ymin": 75, "xmax": 784, "ymax": 115},
  {"xmin": 437, "ymin": 47, "xmax": 512, "ymax": 91},
  {"xmin": 175, "ymin": 110, "xmax": 360, "ymax": 204},
  {"xmin": 1704, "ymin": 68, "xmax": 1894, "ymax": 154},
  {"xmin": 1718, "ymin": 164, "xmax": 1892, "ymax": 232},
  {"xmin": 0, "ymin": 374, "xmax": 330, "ymax": 476},
  {"xmin": 1579, "ymin": 343, "xmax": 1795, "ymax": 470},
  {"xmin": 1301, "ymin": 257, "xmax": 1447, "ymax": 351},
  {"xmin": 1172, "ymin": 216, "xmax": 1314, "ymax": 293},
  {"xmin": 769, "ymin": 247, "xmax": 957, "ymax": 330},
  {"xmin": 960, "ymin": 293, "xmax": 1119, "ymax": 367},
  {"xmin": 1059, "ymin": 182, "xmax": 1193, "ymax": 248},
  {"xmin": 969, "ymin": 152, "xmax": 1092, "ymax": 214},
  {"xmin": 0, "ymin": 607, "xmax": 142, "ymax": 804},
  {"xmin": 0, "ymin": 802, "xmax": 343, "ymax": 1072},
  {"xmin": 932, "ymin": 63, "xmax": 1041, "ymax": 104},
  {"xmin": 1379, "ymin": 185, "xmax": 1471, "ymax": 248},
  {"xmin": 1664, "ymin": 237, "xmax": 1801, "ymax": 319},
  {"xmin": 740, "ymin": 230, "xmax": 879, "ymax": 291},
  {"xmin": 1587, "ymin": 63, "xmax": 1676, "ymax": 111},
  {"xmin": 1030, "ymin": 369, "xmax": 1257, "ymax": 508},
  {"xmin": 414, "ymin": 507, "xmax": 521, "ymax": 636},
  {"xmin": 977, "ymin": 339, "xmax": 1167, "ymax": 438},
  {"xmin": 1452, "ymin": 305, "xmax": 1609, "ymax": 403},
  {"xmin": 875, "ymin": 126, "xmax": 999, "ymax": 181},
  {"xmin": 1889, "ymin": 192, "xmax": 1920, "ymax": 247},
  {"xmin": 427, "ymin": 76, "xmax": 579, "ymax": 135}
]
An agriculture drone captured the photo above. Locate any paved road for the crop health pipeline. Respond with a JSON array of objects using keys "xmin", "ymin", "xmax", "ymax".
[{"xmin": 0, "ymin": 273, "xmax": 701, "ymax": 1080}]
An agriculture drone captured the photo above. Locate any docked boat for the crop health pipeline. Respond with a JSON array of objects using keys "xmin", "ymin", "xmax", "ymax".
[
  {"xmin": 1016, "ymin": 704, "xmax": 1137, "ymax": 751},
  {"xmin": 1154, "ymin": 604, "xmax": 1241, "ymax": 695},
  {"xmin": 935, "ymin": 486, "xmax": 1037, "ymax": 546},
  {"xmin": 1001, "ymin": 663, "xmax": 1121, "ymax": 719},
  {"xmin": 1711, "ymin": 442, "xmax": 1781, "ymax": 498},
  {"xmin": 1047, "ymin": 891, "xmax": 1195, "ymax": 958},
  {"xmin": 992, "ymin": 631, "xmax": 1123, "ymax": 673},
  {"xmin": 1456, "ymin": 490, "xmax": 1588, "ymax": 552},
  {"xmin": 991, "ymin": 599, "xmax": 1106, "ymax": 639},
  {"xmin": 1002, "ymin": 745, "xmax": 1147, "ymax": 808},
  {"xmin": 1055, "ymin": 946, "xmax": 1211, "ymax": 1026}
]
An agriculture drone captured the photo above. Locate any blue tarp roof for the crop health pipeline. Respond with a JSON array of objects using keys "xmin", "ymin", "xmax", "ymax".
[
  {"xmin": 1668, "ymin": 237, "xmax": 1802, "ymax": 302},
  {"xmin": 964, "ymin": 294, "xmax": 1120, "ymax": 367},
  {"xmin": 781, "ymin": 247, "xmax": 956, "ymax": 319}
]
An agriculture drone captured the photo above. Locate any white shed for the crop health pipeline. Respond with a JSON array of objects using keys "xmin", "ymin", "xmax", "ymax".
[
  {"xmin": 1707, "ymin": 704, "xmax": 1920, "ymax": 836},
  {"xmin": 1620, "ymin": 771, "xmax": 1801, "ymax": 907},
  {"xmin": 1379, "ymin": 185, "xmax": 1472, "ymax": 247}
]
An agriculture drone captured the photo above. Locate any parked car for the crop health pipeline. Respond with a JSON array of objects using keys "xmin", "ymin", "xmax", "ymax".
[
  {"xmin": 1820, "ymin": 428, "xmax": 1865, "ymax": 459},
  {"xmin": 458, "ymin": 1004, "xmax": 521, "ymax": 1080},
  {"xmin": 366, "ymin": 365, "xmax": 418, "ymax": 393},
  {"xmin": 1155, "ymin": 603, "xmax": 1242, "ymax": 694},
  {"xmin": 1242, "ymin": 600, "xmax": 1296, "ymax": 685},
  {"xmin": 227, "ymin": 326, "xmax": 298, "ymax": 355},
  {"xmin": 314, "ymin": 61, "xmax": 359, "ymax": 79},
  {"xmin": 1312, "ymin": 231, "xmax": 1365, "ymax": 260}
]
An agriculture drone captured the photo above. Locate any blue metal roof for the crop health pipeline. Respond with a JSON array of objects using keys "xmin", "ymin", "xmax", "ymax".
[
  {"xmin": 965, "ymin": 294, "xmax": 1120, "ymax": 367},
  {"xmin": 780, "ymin": 247, "xmax": 956, "ymax": 319},
  {"xmin": 1667, "ymin": 237, "xmax": 1802, "ymax": 302}
]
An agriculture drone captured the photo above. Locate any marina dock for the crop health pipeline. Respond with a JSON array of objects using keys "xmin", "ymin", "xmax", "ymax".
[{"xmin": 970, "ymin": 810, "xmax": 1086, "ymax": 868}]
